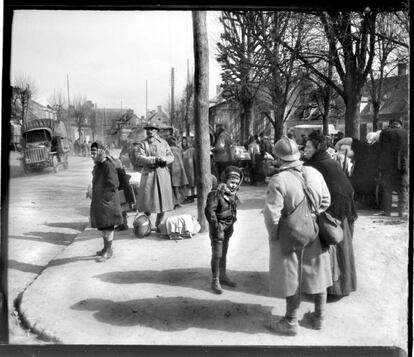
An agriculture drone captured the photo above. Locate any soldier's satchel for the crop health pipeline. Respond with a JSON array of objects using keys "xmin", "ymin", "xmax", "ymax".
[
  {"xmin": 317, "ymin": 211, "xmax": 343, "ymax": 246},
  {"xmin": 277, "ymin": 170, "xmax": 319, "ymax": 254}
]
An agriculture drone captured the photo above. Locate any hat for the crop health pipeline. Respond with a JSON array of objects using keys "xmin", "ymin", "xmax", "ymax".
[
  {"xmin": 143, "ymin": 122, "xmax": 160, "ymax": 130},
  {"xmin": 389, "ymin": 118, "xmax": 402, "ymax": 127},
  {"xmin": 225, "ymin": 166, "xmax": 242, "ymax": 180},
  {"xmin": 90, "ymin": 142, "xmax": 106, "ymax": 151},
  {"xmin": 273, "ymin": 137, "xmax": 300, "ymax": 161}
]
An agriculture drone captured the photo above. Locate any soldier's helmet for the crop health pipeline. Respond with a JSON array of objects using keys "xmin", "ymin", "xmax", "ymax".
[
  {"xmin": 273, "ymin": 136, "xmax": 300, "ymax": 161},
  {"xmin": 133, "ymin": 213, "xmax": 152, "ymax": 238}
]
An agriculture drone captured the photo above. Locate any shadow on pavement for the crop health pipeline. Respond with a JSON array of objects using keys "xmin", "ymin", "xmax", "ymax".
[
  {"xmin": 71, "ymin": 296, "xmax": 276, "ymax": 333},
  {"xmin": 44, "ymin": 221, "xmax": 89, "ymax": 231},
  {"xmin": 94, "ymin": 268, "xmax": 269, "ymax": 297},
  {"xmin": 48, "ymin": 255, "xmax": 100, "ymax": 267},
  {"xmin": 9, "ymin": 232, "xmax": 76, "ymax": 246},
  {"xmin": 8, "ymin": 259, "xmax": 44, "ymax": 274}
]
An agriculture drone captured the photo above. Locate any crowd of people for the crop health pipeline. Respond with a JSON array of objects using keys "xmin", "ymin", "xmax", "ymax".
[{"xmin": 85, "ymin": 117, "xmax": 407, "ymax": 336}]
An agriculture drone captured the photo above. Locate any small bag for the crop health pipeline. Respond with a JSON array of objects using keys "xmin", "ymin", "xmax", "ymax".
[
  {"xmin": 317, "ymin": 211, "xmax": 343, "ymax": 246},
  {"xmin": 277, "ymin": 170, "xmax": 319, "ymax": 254}
]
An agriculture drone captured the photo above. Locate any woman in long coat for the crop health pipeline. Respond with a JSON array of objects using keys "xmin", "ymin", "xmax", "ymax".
[
  {"xmin": 264, "ymin": 137, "xmax": 332, "ymax": 335},
  {"xmin": 135, "ymin": 123, "xmax": 174, "ymax": 229},
  {"xmin": 90, "ymin": 142, "xmax": 123, "ymax": 262},
  {"xmin": 182, "ymin": 137, "xmax": 196, "ymax": 202},
  {"xmin": 166, "ymin": 136, "xmax": 189, "ymax": 207},
  {"xmin": 303, "ymin": 131, "xmax": 358, "ymax": 298}
]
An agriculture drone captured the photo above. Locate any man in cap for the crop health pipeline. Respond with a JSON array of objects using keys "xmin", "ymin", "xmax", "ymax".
[
  {"xmin": 135, "ymin": 122, "xmax": 175, "ymax": 230},
  {"xmin": 263, "ymin": 137, "xmax": 331, "ymax": 335},
  {"xmin": 89, "ymin": 142, "xmax": 123, "ymax": 262},
  {"xmin": 205, "ymin": 165, "xmax": 242, "ymax": 294},
  {"xmin": 377, "ymin": 118, "xmax": 408, "ymax": 217}
]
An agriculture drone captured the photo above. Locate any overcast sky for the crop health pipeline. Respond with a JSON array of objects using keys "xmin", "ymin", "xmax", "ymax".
[{"xmin": 10, "ymin": 10, "xmax": 223, "ymax": 116}]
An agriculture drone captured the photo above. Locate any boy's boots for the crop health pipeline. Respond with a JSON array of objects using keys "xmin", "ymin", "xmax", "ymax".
[
  {"xmin": 219, "ymin": 256, "xmax": 237, "ymax": 287},
  {"xmin": 98, "ymin": 237, "xmax": 113, "ymax": 262},
  {"xmin": 211, "ymin": 257, "xmax": 223, "ymax": 294}
]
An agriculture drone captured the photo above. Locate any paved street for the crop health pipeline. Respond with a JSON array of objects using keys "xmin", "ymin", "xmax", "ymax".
[
  {"xmin": 6, "ymin": 151, "xmax": 409, "ymax": 351},
  {"xmin": 8, "ymin": 152, "xmax": 96, "ymax": 343}
]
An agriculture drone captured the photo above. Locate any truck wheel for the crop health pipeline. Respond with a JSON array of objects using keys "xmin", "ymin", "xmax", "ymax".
[
  {"xmin": 63, "ymin": 154, "xmax": 69, "ymax": 169},
  {"xmin": 52, "ymin": 156, "xmax": 59, "ymax": 173}
]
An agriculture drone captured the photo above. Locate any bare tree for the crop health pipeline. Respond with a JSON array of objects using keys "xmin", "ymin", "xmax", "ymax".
[
  {"xmin": 48, "ymin": 91, "xmax": 67, "ymax": 123},
  {"xmin": 216, "ymin": 11, "xmax": 264, "ymax": 144},
  {"xmin": 192, "ymin": 11, "xmax": 210, "ymax": 232},
  {"xmin": 12, "ymin": 73, "xmax": 38, "ymax": 125},
  {"xmin": 367, "ymin": 11, "xmax": 409, "ymax": 130},
  {"xmin": 70, "ymin": 96, "xmax": 94, "ymax": 142},
  {"xmin": 251, "ymin": 11, "xmax": 314, "ymax": 141}
]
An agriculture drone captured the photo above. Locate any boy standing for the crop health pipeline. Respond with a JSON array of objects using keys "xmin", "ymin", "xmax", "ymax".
[{"xmin": 205, "ymin": 166, "xmax": 242, "ymax": 294}]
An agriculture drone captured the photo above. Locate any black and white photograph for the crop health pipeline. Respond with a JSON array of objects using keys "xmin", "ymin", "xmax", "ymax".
[{"xmin": 2, "ymin": 2, "xmax": 410, "ymax": 355}]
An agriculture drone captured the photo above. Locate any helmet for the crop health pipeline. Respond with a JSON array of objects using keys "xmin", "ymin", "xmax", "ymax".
[
  {"xmin": 273, "ymin": 136, "xmax": 300, "ymax": 161},
  {"xmin": 133, "ymin": 213, "xmax": 152, "ymax": 238}
]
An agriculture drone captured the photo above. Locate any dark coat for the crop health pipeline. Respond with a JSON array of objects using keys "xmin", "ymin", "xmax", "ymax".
[
  {"xmin": 304, "ymin": 151, "xmax": 357, "ymax": 223},
  {"xmin": 304, "ymin": 151, "xmax": 357, "ymax": 296},
  {"xmin": 205, "ymin": 187, "xmax": 238, "ymax": 232},
  {"xmin": 378, "ymin": 127, "xmax": 408, "ymax": 172},
  {"xmin": 90, "ymin": 159, "xmax": 123, "ymax": 230}
]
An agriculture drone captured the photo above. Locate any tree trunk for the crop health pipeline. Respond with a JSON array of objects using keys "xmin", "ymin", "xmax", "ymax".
[
  {"xmin": 192, "ymin": 11, "xmax": 210, "ymax": 232},
  {"xmin": 372, "ymin": 102, "xmax": 380, "ymax": 131},
  {"xmin": 273, "ymin": 106, "xmax": 284, "ymax": 142},
  {"xmin": 322, "ymin": 96, "xmax": 330, "ymax": 135},
  {"xmin": 344, "ymin": 92, "xmax": 361, "ymax": 139}
]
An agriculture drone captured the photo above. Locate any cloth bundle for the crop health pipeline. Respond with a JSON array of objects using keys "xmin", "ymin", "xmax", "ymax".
[{"xmin": 158, "ymin": 214, "xmax": 201, "ymax": 240}]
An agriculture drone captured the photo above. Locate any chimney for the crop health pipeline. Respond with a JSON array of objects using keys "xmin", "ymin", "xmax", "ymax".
[
  {"xmin": 157, "ymin": 105, "xmax": 162, "ymax": 113},
  {"xmin": 398, "ymin": 62, "xmax": 407, "ymax": 76}
]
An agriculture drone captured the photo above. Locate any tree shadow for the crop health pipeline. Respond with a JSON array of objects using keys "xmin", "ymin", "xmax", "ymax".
[
  {"xmin": 94, "ymin": 268, "xmax": 269, "ymax": 297},
  {"xmin": 8, "ymin": 232, "xmax": 76, "ymax": 246},
  {"xmin": 48, "ymin": 255, "xmax": 99, "ymax": 267},
  {"xmin": 71, "ymin": 296, "xmax": 277, "ymax": 334},
  {"xmin": 44, "ymin": 221, "xmax": 89, "ymax": 231},
  {"xmin": 8, "ymin": 259, "xmax": 43, "ymax": 274}
]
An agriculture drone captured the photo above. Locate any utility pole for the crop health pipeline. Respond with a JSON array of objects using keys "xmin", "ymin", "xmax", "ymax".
[
  {"xmin": 192, "ymin": 11, "xmax": 210, "ymax": 232},
  {"xmin": 171, "ymin": 67, "xmax": 175, "ymax": 128},
  {"xmin": 66, "ymin": 74, "xmax": 71, "ymax": 108},
  {"xmin": 145, "ymin": 80, "xmax": 148, "ymax": 119}
]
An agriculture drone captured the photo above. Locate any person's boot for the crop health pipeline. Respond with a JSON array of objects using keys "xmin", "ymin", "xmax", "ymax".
[
  {"xmin": 211, "ymin": 278, "xmax": 223, "ymax": 294},
  {"xmin": 96, "ymin": 237, "xmax": 107, "ymax": 256},
  {"xmin": 115, "ymin": 213, "xmax": 129, "ymax": 231},
  {"xmin": 98, "ymin": 239, "xmax": 113, "ymax": 262},
  {"xmin": 211, "ymin": 256, "xmax": 222, "ymax": 294},
  {"xmin": 219, "ymin": 256, "xmax": 237, "ymax": 287}
]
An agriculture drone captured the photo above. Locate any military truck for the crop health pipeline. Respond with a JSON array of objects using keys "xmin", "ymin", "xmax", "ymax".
[{"xmin": 20, "ymin": 119, "xmax": 70, "ymax": 173}]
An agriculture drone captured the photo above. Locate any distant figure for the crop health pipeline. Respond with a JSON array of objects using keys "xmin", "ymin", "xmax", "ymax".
[
  {"xmin": 378, "ymin": 119, "xmax": 408, "ymax": 217},
  {"xmin": 212, "ymin": 124, "xmax": 234, "ymax": 182},
  {"xmin": 166, "ymin": 136, "xmax": 189, "ymax": 208},
  {"xmin": 182, "ymin": 136, "xmax": 197, "ymax": 203},
  {"xmin": 135, "ymin": 122, "xmax": 174, "ymax": 231},
  {"xmin": 247, "ymin": 135, "xmax": 260, "ymax": 185}
]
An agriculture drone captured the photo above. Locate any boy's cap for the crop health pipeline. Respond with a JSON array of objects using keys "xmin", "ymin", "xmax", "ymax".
[{"xmin": 225, "ymin": 166, "xmax": 241, "ymax": 180}]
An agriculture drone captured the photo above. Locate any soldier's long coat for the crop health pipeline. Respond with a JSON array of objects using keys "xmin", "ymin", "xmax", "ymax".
[
  {"xmin": 90, "ymin": 159, "xmax": 123, "ymax": 230},
  {"xmin": 263, "ymin": 162, "xmax": 332, "ymax": 298},
  {"xmin": 135, "ymin": 135, "xmax": 174, "ymax": 213}
]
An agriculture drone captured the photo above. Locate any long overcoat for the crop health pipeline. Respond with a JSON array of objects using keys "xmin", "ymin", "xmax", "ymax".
[
  {"xmin": 135, "ymin": 135, "xmax": 174, "ymax": 213},
  {"xmin": 169, "ymin": 146, "xmax": 189, "ymax": 187},
  {"xmin": 263, "ymin": 162, "xmax": 332, "ymax": 298},
  {"xmin": 182, "ymin": 146, "xmax": 196, "ymax": 187},
  {"xmin": 90, "ymin": 159, "xmax": 123, "ymax": 230}
]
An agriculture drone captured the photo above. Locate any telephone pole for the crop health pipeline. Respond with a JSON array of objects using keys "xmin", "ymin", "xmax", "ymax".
[
  {"xmin": 145, "ymin": 80, "xmax": 148, "ymax": 119},
  {"xmin": 171, "ymin": 67, "xmax": 175, "ymax": 128},
  {"xmin": 66, "ymin": 74, "xmax": 71, "ymax": 108}
]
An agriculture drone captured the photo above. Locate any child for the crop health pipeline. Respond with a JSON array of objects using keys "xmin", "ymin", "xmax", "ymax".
[{"xmin": 205, "ymin": 166, "xmax": 242, "ymax": 294}]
